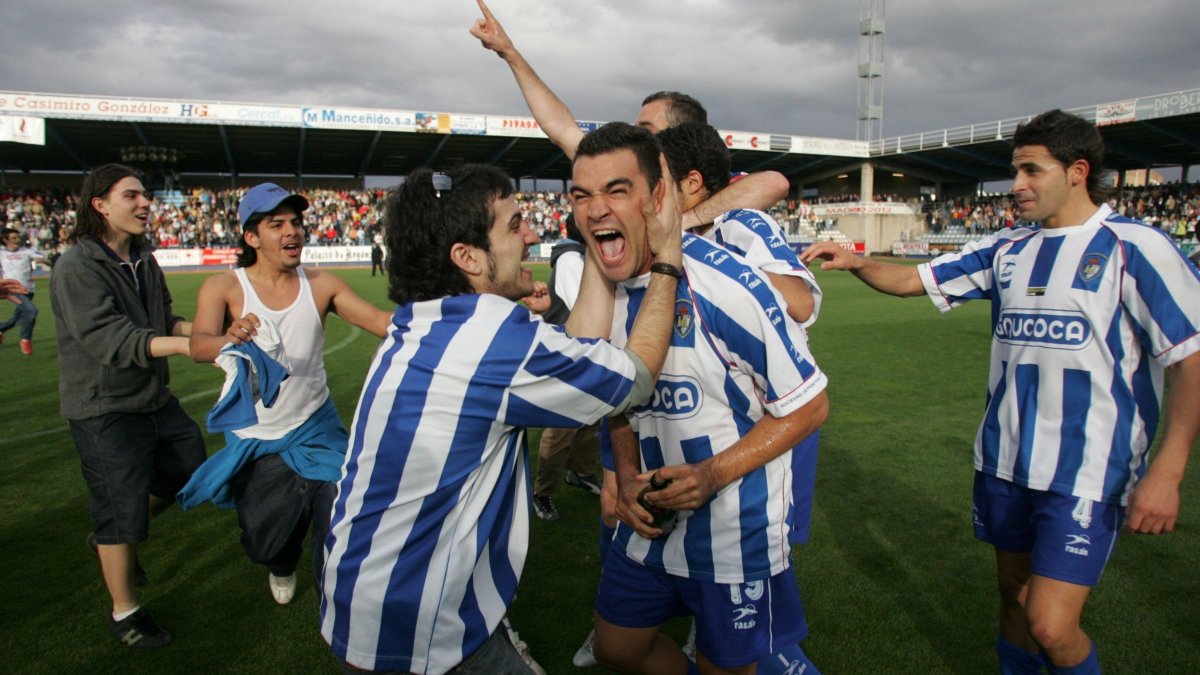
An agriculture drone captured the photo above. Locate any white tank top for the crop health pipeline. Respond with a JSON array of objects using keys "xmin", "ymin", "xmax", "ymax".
[{"xmin": 233, "ymin": 266, "xmax": 329, "ymax": 440}]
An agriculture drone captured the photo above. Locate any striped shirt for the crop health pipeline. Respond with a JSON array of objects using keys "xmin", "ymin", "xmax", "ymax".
[
  {"xmin": 320, "ymin": 293, "xmax": 636, "ymax": 674},
  {"xmin": 611, "ymin": 234, "xmax": 827, "ymax": 583},
  {"xmin": 918, "ymin": 204, "xmax": 1200, "ymax": 504},
  {"xmin": 711, "ymin": 208, "xmax": 822, "ymax": 327}
]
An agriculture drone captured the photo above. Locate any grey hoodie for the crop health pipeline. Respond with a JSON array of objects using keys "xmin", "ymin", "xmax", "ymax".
[{"xmin": 50, "ymin": 238, "xmax": 183, "ymax": 419}]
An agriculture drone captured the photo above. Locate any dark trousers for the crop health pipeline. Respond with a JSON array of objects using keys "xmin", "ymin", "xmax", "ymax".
[{"xmin": 230, "ymin": 454, "xmax": 336, "ymax": 582}]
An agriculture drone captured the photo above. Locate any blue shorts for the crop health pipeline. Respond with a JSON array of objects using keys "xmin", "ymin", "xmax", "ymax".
[
  {"xmin": 789, "ymin": 430, "xmax": 819, "ymax": 545},
  {"xmin": 972, "ymin": 472, "xmax": 1124, "ymax": 586},
  {"xmin": 595, "ymin": 551, "xmax": 807, "ymax": 668}
]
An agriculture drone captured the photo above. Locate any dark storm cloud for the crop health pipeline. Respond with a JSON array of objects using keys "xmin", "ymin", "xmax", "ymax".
[{"xmin": 1, "ymin": 0, "xmax": 1194, "ymax": 140}]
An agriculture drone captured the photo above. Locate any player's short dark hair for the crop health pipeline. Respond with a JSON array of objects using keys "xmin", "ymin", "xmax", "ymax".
[
  {"xmin": 384, "ymin": 164, "xmax": 514, "ymax": 304},
  {"xmin": 642, "ymin": 91, "xmax": 708, "ymax": 126},
  {"xmin": 1013, "ymin": 109, "xmax": 1109, "ymax": 204},
  {"xmin": 656, "ymin": 122, "xmax": 731, "ymax": 198},
  {"xmin": 575, "ymin": 122, "xmax": 663, "ymax": 191},
  {"xmin": 73, "ymin": 163, "xmax": 145, "ymax": 245}
]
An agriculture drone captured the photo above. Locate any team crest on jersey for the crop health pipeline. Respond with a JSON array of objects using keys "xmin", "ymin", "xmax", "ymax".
[
  {"xmin": 674, "ymin": 299, "xmax": 694, "ymax": 339},
  {"xmin": 1077, "ymin": 253, "xmax": 1108, "ymax": 283}
]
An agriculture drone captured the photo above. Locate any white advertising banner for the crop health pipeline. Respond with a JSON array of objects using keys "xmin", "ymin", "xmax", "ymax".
[
  {"xmin": 791, "ymin": 136, "xmax": 870, "ymax": 158},
  {"xmin": 0, "ymin": 92, "xmax": 300, "ymax": 127},
  {"xmin": 301, "ymin": 107, "xmax": 416, "ymax": 131},
  {"xmin": 0, "ymin": 115, "xmax": 45, "ymax": 145},
  {"xmin": 151, "ymin": 249, "xmax": 203, "ymax": 267},
  {"xmin": 486, "ymin": 115, "xmax": 549, "ymax": 138},
  {"xmin": 301, "ymin": 246, "xmax": 372, "ymax": 264},
  {"xmin": 811, "ymin": 202, "xmax": 916, "ymax": 216}
]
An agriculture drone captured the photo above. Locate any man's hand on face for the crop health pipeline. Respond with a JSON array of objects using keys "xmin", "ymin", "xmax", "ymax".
[{"xmin": 642, "ymin": 154, "xmax": 683, "ymax": 268}]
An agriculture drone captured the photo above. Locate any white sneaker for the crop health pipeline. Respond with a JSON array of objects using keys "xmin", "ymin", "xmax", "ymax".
[
  {"xmin": 682, "ymin": 619, "xmax": 697, "ymax": 660},
  {"xmin": 269, "ymin": 572, "xmax": 297, "ymax": 605},
  {"xmin": 572, "ymin": 628, "xmax": 598, "ymax": 667},
  {"xmin": 502, "ymin": 617, "xmax": 547, "ymax": 675}
]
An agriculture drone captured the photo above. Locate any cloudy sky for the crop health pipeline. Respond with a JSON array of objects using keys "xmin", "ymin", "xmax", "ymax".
[{"xmin": 2, "ymin": 0, "xmax": 1195, "ymax": 140}]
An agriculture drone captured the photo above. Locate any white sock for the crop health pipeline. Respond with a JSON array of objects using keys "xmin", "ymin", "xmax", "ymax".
[{"xmin": 112, "ymin": 605, "xmax": 141, "ymax": 622}]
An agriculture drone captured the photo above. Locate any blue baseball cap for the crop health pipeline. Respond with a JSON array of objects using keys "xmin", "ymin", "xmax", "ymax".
[{"xmin": 238, "ymin": 183, "xmax": 309, "ymax": 227}]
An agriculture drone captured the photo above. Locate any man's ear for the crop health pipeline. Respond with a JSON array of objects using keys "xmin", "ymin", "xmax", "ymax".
[
  {"xmin": 450, "ymin": 242, "xmax": 484, "ymax": 278},
  {"xmin": 682, "ymin": 169, "xmax": 705, "ymax": 199},
  {"xmin": 244, "ymin": 229, "xmax": 261, "ymax": 249},
  {"xmin": 1067, "ymin": 158, "xmax": 1090, "ymax": 188}
]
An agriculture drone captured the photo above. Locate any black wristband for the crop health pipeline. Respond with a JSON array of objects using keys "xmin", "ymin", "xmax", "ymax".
[{"xmin": 650, "ymin": 262, "xmax": 683, "ymax": 279}]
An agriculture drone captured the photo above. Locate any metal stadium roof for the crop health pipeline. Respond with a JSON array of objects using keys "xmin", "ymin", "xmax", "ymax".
[{"xmin": 1, "ymin": 88, "xmax": 1197, "ymax": 189}]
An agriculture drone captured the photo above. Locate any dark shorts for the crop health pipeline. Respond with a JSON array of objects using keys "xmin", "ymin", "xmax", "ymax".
[
  {"xmin": 595, "ymin": 550, "xmax": 807, "ymax": 668},
  {"xmin": 69, "ymin": 397, "xmax": 205, "ymax": 545},
  {"xmin": 972, "ymin": 471, "xmax": 1124, "ymax": 586}
]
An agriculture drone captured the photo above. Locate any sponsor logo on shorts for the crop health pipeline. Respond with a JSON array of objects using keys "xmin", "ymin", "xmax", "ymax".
[
  {"xmin": 732, "ymin": 605, "xmax": 758, "ymax": 630},
  {"xmin": 994, "ymin": 309, "xmax": 1092, "ymax": 349},
  {"xmin": 1065, "ymin": 534, "xmax": 1091, "ymax": 556}
]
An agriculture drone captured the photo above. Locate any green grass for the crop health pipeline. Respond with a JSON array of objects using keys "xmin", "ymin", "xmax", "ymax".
[{"xmin": 1, "ymin": 264, "xmax": 1197, "ymax": 674}]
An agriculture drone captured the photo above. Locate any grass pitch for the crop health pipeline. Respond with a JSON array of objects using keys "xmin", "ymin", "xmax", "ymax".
[{"xmin": 0, "ymin": 263, "xmax": 1196, "ymax": 673}]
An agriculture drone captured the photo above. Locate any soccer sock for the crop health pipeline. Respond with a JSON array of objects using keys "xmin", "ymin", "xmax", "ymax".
[
  {"xmin": 995, "ymin": 635, "xmax": 1045, "ymax": 675},
  {"xmin": 758, "ymin": 641, "xmax": 821, "ymax": 675},
  {"xmin": 1044, "ymin": 641, "xmax": 1100, "ymax": 675},
  {"xmin": 112, "ymin": 605, "xmax": 141, "ymax": 622},
  {"xmin": 598, "ymin": 518, "xmax": 615, "ymax": 563}
]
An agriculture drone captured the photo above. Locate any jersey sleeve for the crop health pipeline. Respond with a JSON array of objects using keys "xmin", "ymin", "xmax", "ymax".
[
  {"xmin": 917, "ymin": 230, "xmax": 1013, "ymax": 312},
  {"xmin": 713, "ymin": 209, "xmax": 822, "ymax": 326},
  {"xmin": 498, "ymin": 307, "xmax": 636, "ymax": 428},
  {"xmin": 687, "ymin": 245, "xmax": 827, "ymax": 419},
  {"xmin": 1119, "ymin": 228, "xmax": 1200, "ymax": 367}
]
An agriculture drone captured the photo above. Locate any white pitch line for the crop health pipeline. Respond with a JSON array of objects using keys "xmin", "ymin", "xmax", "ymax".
[{"xmin": 1, "ymin": 326, "xmax": 364, "ymax": 447}]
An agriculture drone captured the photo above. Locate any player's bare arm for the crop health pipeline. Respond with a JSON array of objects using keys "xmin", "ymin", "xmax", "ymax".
[
  {"xmin": 189, "ymin": 273, "xmax": 256, "ymax": 362},
  {"xmin": 471, "ymin": 0, "xmax": 585, "ymax": 158},
  {"xmin": 682, "ymin": 170, "xmax": 790, "ymax": 230},
  {"xmin": 563, "ymin": 245, "xmax": 616, "ymax": 339},
  {"xmin": 801, "ymin": 241, "xmax": 925, "ymax": 297},
  {"xmin": 318, "ymin": 270, "xmax": 392, "ymax": 338},
  {"xmin": 1126, "ymin": 350, "xmax": 1200, "ymax": 534},
  {"xmin": 765, "ymin": 271, "xmax": 816, "ymax": 324},
  {"xmin": 645, "ymin": 390, "xmax": 829, "ymax": 512}
]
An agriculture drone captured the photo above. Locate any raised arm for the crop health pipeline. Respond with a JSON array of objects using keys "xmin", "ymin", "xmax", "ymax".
[
  {"xmin": 470, "ymin": 0, "xmax": 585, "ymax": 158},
  {"xmin": 682, "ymin": 171, "xmax": 790, "ymax": 230},
  {"xmin": 800, "ymin": 241, "xmax": 925, "ymax": 297}
]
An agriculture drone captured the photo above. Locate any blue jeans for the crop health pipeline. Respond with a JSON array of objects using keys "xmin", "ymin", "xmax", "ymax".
[{"xmin": 0, "ymin": 291, "xmax": 37, "ymax": 341}]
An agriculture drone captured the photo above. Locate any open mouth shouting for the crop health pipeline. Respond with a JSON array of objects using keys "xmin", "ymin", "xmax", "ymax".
[{"xmin": 593, "ymin": 228, "xmax": 627, "ymax": 266}]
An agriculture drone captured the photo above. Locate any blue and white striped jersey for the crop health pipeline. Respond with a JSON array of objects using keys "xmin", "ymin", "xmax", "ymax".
[
  {"xmin": 711, "ymin": 208, "xmax": 822, "ymax": 327},
  {"xmin": 610, "ymin": 234, "xmax": 827, "ymax": 583},
  {"xmin": 918, "ymin": 204, "xmax": 1200, "ymax": 505},
  {"xmin": 320, "ymin": 294, "xmax": 636, "ymax": 674}
]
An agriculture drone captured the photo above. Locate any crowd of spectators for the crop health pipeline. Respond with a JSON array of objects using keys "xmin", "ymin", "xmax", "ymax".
[{"xmin": 2, "ymin": 180, "xmax": 1196, "ymax": 262}]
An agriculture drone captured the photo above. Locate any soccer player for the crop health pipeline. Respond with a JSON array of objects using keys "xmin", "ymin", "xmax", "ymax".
[
  {"xmin": 0, "ymin": 227, "xmax": 47, "ymax": 354},
  {"xmin": 470, "ymin": 0, "xmax": 790, "ymax": 229},
  {"xmin": 801, "ymin": 109, "xmax": 1200, "ymax": 674},
  {"xmin": 658, "ymin": 121, "xmax": 824, "ymax": 674},
  {"xmin": 179, "ymin": 183, "xmax": 392, "ymax": 605},
  {"xmin": 571, "ymin": 122, "xmax": 829, "ymax": 674},
  {"xmin": 320, "ymin": 162, "xmax": 683, "ymax": 674},
  {"xmin": 51, "ymin": 163, "xmax": 206, "ymax": 648}
]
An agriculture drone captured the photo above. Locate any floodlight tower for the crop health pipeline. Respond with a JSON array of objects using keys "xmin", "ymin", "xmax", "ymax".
[{"xmin": 857, "ymin": 0, "xmax": 885, "ymax": 145}]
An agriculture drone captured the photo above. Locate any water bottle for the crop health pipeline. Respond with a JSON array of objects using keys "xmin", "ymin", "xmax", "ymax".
[{"xmin": 637, "ymin": 472, "xmax": 677, "ymax": 535}]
